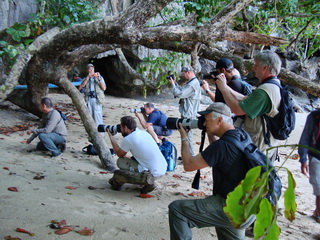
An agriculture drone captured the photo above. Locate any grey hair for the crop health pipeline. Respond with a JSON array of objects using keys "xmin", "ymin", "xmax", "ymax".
[
  {"xmin": 211, "ymin": 111, "xmax": 233, "ymax": 125},
  {"xmin": 255, "ymin": 50, "xmax": 281, "ymax": 75}
]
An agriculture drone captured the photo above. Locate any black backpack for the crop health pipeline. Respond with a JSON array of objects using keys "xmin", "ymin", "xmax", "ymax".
[
  {"xmin": 224, "ymin": 132, "xmax": 282, "ymax": 205},
  {"xmin": 261, "ymin": 79, "xmax": 296, "ymax": 145},
  {"xmin": 82, "ymin": 144, "xmax": 98, "ymax": 155}
]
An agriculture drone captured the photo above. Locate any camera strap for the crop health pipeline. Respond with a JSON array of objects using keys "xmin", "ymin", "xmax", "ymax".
[{"xmin": 191, "ymin": 128, "xmax": 206, "ymax": 190}]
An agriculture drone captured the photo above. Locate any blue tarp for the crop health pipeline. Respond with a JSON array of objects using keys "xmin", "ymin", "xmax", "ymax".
[{"xmin": 14, "ymin": 81, "xmax": 81, "ymax": 90}]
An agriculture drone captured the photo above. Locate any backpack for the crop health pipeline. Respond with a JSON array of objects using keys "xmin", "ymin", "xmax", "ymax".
[
  {"xmin": 261, "ymin": 79, "xmax": 296, "ymax": 145},
  {"xmin": 57, "ymin": 110, "xmax": 68, "ymax": 121},
  {"xmin": 82, "ymin": 144, "xmax": 98, "ymax": 155},
  {"xmin": 241, "ymin": 80, "xmax": 252, "ymax": 96},
  {"xmin": 224, "ymin": 133, "xmax": 282, "ymax": 205},
  {"xmin": 159, "ymin": 140, "xmax": 178, "ymax": 172},
  {"xmin": 310, "ymin": 110, "xmax": 320, "ymax": 159}
]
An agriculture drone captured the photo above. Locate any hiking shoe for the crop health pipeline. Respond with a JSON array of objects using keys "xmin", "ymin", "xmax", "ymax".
[
  {"xmin": 108, "ymin": 177, "xmax": 123, "ymax": 191},
  {"xmin": 60, "ymin": 143, "xmax": 66, "ymax": 153},
  {"xmin": 140, "ymin": 183, "xmax": 156, "ymax": 194}
]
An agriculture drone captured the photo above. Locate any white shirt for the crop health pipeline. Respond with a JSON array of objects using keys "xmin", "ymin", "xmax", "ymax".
[{"xmin": 121, "ymin": 129, "xmax": 167, "ymax": 177}]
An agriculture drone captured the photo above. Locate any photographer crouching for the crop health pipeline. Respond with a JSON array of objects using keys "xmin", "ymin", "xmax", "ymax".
[
  {"xmin": 105, "ymin": 116, "xmax": 167, "ymax": 193},
  {"xmin": 168, "ymin": 102, "xmax": 255, "ymax": 239},
  {"xmin": 133, "ymin": 102, "xmax": 173, "ymax": 145}
]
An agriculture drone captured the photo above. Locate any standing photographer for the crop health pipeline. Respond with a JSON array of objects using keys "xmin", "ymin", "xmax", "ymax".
[
  {"xmin": 169, "ymin": 66, "xmax": 201, "ymax": 156},
  {"xmin": 78, "ymin": 64, "xmax": 106, "ymax": 126},
  {"xmin": 134, "ymin": 102, "xmax": 173, "ymax": 145},
  {"xmin": 202, "ymin": 58, "xmax": 243, "ymax": 104}
]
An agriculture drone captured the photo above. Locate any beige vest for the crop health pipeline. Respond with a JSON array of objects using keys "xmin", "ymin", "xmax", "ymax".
[
  {"xmin": 244, "ymin": 82, "xmax": 281, "ymax": 154},
  {"xmin": 84, "ymin": 77, "xmax": 105, "ymax": 104}
]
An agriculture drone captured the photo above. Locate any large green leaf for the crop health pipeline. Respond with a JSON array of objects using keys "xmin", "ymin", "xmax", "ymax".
[
  {"xmin": 224, "ymin": 166, "xmax": 268, "ymax": 228},
  {"xmin": 254, "ymin": 199, "xmax": 281, "ymax": 240},
  {"xmin": 284, "ymin": 169, "xmax": 296, "ymax": 222}
]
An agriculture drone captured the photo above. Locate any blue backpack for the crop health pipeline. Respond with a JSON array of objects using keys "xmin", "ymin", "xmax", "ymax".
[{"xmin": 159, "ymin": 141, "xmax": 178, "ymax": 172}]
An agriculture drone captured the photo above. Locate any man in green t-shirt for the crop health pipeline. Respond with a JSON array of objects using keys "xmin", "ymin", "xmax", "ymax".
[{"xmin": 216, "ymin": 50, "xmax": 282, "ymax": 157}]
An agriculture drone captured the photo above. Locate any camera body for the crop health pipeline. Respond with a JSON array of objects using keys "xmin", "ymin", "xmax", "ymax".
[
  {"xmin": 97, "ymin": 124, "xmax": 121, "ymax": 135},
  {"xmin": 130, "ymin": 107, "xmax": 145, "ymax": 113},
  {"xmin": 166, "ymin": 115, "xmax": 205, "ymax": 130},
  {"xmin": 87, "ymin": 91, "xmax": 97, "ymax": 98},
  {"xmin": 203, "ymin": 71, "xmax": 219, "ymax": 80},
  {"xmin": 166, "ymin": 74, "xmax": 174, "ymax": 80}
]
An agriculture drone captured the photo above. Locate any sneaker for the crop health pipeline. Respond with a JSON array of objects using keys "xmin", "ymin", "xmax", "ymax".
[{"xmin": 51, "ymin": 152, "xmax": 62, "ymax": 158}]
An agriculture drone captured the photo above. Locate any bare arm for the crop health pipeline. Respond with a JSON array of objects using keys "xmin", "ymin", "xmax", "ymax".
[
  {"xmin": 215, "ymin": 74, "xmax": 246, "ymax": 116},
  {"xmin": 202, "ymin": 80, "xmax": 216, "ymax": 102},
  {"xmin": 178, "ymin": 123, "xmax": 208, "ymax": 171},
  {"xmin": 134, "ymin": 112, "xmax": 152, "ymax": 129},
  {"xmin": 107, "ymin": 130, "xmax": 127, "ymax": 157}
]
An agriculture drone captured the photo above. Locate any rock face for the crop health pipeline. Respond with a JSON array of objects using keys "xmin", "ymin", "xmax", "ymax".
[{"xmin": 0, "ymin": 0, "xmax": 37, "ymax": 31}]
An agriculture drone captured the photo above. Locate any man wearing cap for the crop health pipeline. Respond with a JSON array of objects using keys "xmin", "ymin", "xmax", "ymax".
[
  {"xmin": 134, "ymin": 102, "xmax": 173, "ymax": 145},
  {"xmin": 169, "ymin": 66, "xmax": 201, "ymax": 155},
  {"xmin": 202, "ymin": 58, "xmax": 243, "ymax": 104},
  {"xmin": 168, "ymin": 102, "xmax": 255, "ymax": 239},
  {"xmin": 216, "ymin": 50, "xmax": 282, "ymax": 158},
  {"xmin": 78, "ymin": 64, "xmax": 106, "ymax": 126}
]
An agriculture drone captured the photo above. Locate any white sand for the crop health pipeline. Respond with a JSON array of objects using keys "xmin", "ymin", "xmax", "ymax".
[{"xmin": 0, "ymin": 93, "xmax": 319, "ymax": 240}]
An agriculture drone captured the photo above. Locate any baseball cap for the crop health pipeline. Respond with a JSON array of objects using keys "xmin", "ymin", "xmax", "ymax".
[
  {"xmin": 181, "ymin": 66, "xmax": 193, "ymax": 72},
  {"xmin": 216, "ymin": 58, "xmax": 234, "ymax": 70},
  {"xmin": 145, "ymin": 102, "xmax": 154, "ymax": 108},
  {"xmin": 198, "ymin": 102, "xmax": 232, "ymax": 117},
  {"xmin": 86, "ymin": 63, "xmax": 94, "ymax": 68}
]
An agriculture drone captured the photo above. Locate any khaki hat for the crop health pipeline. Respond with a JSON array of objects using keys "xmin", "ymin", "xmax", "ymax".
[
  {"xmin": 181, "ymin": 66, "xmax": 193, "ymax": 72},
  {"xmin": 198, "ymin": 102, "xmax": 232, "ymax": 117},
  {"xmin": 86, "ymin": 63, "xmax": 94, "ymax": 68}
]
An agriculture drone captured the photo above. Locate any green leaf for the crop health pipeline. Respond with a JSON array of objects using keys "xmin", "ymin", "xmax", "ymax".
[
  {"xmin": 11, "ymin": 32, "xmax": 21, "ymax": 42},
  {"xmin": 224, "ymin": 166, "xmax": 268, "ymax": 228},
  {"xmin": 284, "ymin": 169, "xmax": 297, "ymax": 221},
  {"xmin": 6, "ymin": 28, "xmax": 16, "ymax": 35},
  {"xmin": 254, "ymin": 199, "xmax": 281, "ymax": 240},
  {"xmin": 63, "ymin": 15, "xmax": 71, "ymax": 24}
]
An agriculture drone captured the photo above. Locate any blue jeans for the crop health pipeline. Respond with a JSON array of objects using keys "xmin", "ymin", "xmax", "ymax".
[
  {"xmin": 169, "ymin": 195, "xmax": 255, "ymax": 240},
  {"xmin": 37, "ymin": 133, "xmax": 66, "ymax": 156}
]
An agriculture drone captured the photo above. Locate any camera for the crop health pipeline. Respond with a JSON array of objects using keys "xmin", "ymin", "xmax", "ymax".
[
  {"xmin": 130, "ymin": 107, "xmax": 145, "ymax": 113},
  {"xmin": 98, "ymin": 124, "xmax": 121, "ymax": 135},
  {"xmin": 203, "ymin": 71, "xmax": 219, "ymax": 80},
  {"xmin": 166, "ymin": 74, "xmax": 174, "ymax": 80},
  {"xmin": 87, "ymin": 91, "xmax": 97, "ymax": 98},
  {"xmin": 166, "ymin": 115, "xmax": 205, "ymax": 130}
]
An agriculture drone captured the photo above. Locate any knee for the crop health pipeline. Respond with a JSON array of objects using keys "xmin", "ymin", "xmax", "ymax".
[
  {"xmin": 168, "ymin": 200, "xmax": 180, "ymax": 214},
  {"xmin": 38, "ymin": 133, "xmax": 46, "ymax": 141}
]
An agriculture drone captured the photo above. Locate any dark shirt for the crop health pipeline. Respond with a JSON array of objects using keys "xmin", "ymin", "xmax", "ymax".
[
  {"xmin": 298, "ymin": 109, "xmax": 320, "ymax": 163},
  {"xmin": 201, "ymin": 128, "xmax": 248, "ymax": 198},
  {"xmin": 147, "ymin": 109, "xmax": 168, "ymax": 127},
  {"xmin": 215, "ymin": 75, "xmax": 243, "ymax": 103}
]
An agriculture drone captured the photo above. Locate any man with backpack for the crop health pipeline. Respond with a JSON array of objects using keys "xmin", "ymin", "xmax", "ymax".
[
  {"xmin": 216, "ymin": 50, "xmax": 285, "ymax": 159},
  {"xmin": 25, "ymin": 97, "xmax": 68, "ymax": 157},
  {"xmin": 298, "ymin": 109, "xmax": 320, "ymax": 223},
  {"xmin": 168, "ymin": 102, "xmax": 256, "ymax": 239},
  {"xmin": 134, "ymin": 102, "xmax": 173, "ymax": 145}
]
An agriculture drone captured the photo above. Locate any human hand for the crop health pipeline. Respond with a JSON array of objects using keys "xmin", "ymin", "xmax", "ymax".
[
  {"xmin": 215, "ymin": 73, "xmax": 228, "ymax": 91},
  {"xmin": 301, "ymin": 162, "xmax": 309, "ymax": 177},
  {"xmin": 201, "ymin": 80, "xmax": 210, "ymax": 91},
  {"xmin": 169, "ymin": 76, "xmax": 176, "ymax": 85},
  {"xmin": 177, "ymin": 123, "xmax": 188, "ymax": 138}
]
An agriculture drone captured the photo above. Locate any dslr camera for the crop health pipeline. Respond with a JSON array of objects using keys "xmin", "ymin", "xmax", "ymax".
[
  {"xmin": 166, "ymin": 74, "xmax": 174, "ymax": 80},
  {"xmin": 166, "ymin": 115, "xmax": 205, "ymax": 130},
  {"xmin": 130, "ymin": 107, "xmax": 145, "ymax": 113},
  {"xmin": 203, "ymin": 71, "xmax": 219, "ymax": 80},
  {"xmin": 98, "ymin": 124, "xmax": 121, "ymax": 135}
]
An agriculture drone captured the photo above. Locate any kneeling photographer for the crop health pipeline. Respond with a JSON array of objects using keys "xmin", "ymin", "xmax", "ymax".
[
  {"xmin": 168, "ymin": 102, "xmax": 255, "ymax": 239},
  {"xmin": 133, "ymin": 102, "xmax": 173, "ymax": 145},
  {"xmin": 104, "ymin": 116, "xmax": 167, "ymax": 194}
]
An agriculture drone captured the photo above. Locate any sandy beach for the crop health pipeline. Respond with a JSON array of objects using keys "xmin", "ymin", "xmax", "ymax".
[{"xmin": 0, "ymin": 93, "xmax": 319, "ymax": 240}]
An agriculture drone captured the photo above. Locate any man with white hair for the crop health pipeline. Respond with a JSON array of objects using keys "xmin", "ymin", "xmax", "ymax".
[{"xmin": 168, "ymin": 102, "xmax": 255, "ymax": 239}]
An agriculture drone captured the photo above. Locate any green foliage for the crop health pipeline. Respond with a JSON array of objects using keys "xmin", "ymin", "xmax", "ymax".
[
  {"xmin": 0, "ymin": 0, "xmax": 100, "ymax": 66},
  {"xmin": 284, "ymin": 169, "xmax": 297, "ymax": 221},
  {"xmin": 137, "ymin": 51, "xmax": 189, "ymax": 94}
]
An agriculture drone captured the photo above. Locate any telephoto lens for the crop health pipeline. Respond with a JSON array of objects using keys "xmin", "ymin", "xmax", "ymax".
[
  {"xmin": 97, "ymin": 124, "xmax": 121, "ymax": 135},
  {"xmin": 166, "ymin": 116, "xmax": 205, "ymax": 130},
  {"xmin": 130, "ymin": 107, "xmax": 145, "ymax": 113}
]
